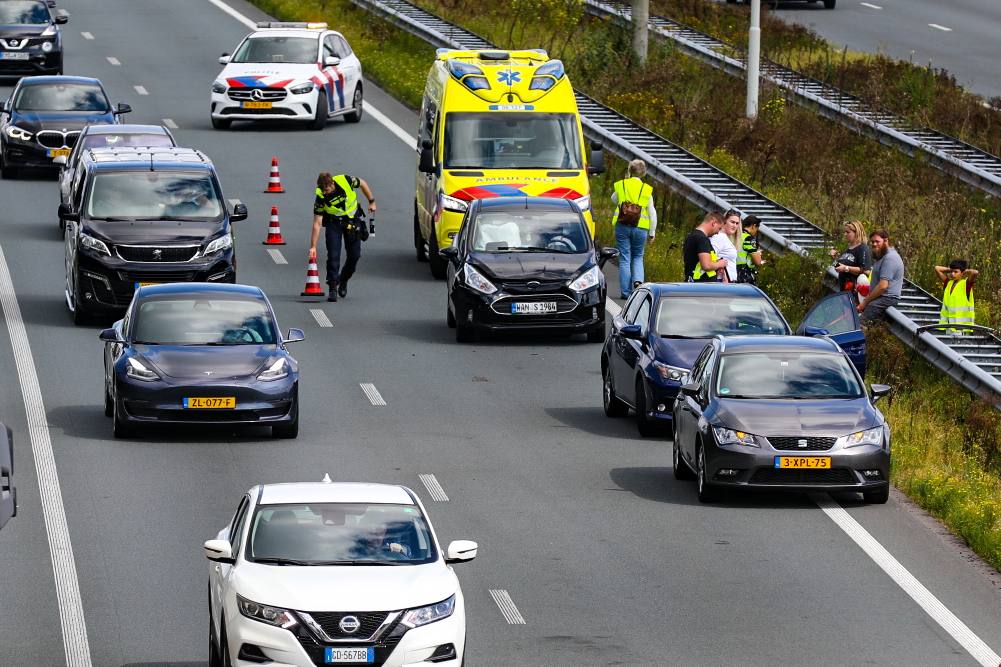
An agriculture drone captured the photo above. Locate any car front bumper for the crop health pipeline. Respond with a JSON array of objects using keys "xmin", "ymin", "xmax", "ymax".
[
  {"xmin": 451, "ymin": 282, "xmax": 605, "ymax": 334},
  {"xmin": 211, "ymin": 89, "xmax": 318, "ymax": 122},
  {"xmin": 116, "ymin": 376, "xmax": 296, "ymax": 426},
  {"xmin": 0, "ymin": 49, "xmax": 61, "ymax": 76},
  {"xmin": 222, "ymin": 596, "xmax": 465, "ymax": 667},
  {"xmin": 2, "ymin": 134, "xmax": 71, "ymax": 169},
  {"xmin": 705, "ymin": 441, "xmax": 890, "ymax": 492}
]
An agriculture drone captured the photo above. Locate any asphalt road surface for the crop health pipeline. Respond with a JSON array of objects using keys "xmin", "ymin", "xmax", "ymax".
[
  {"xmin": 1, "ymin": 0, "xmax": 1000, "ymax": 665},
  {"xmin": 766, "ymin": 0, "xmax": 1001, "ymax": 99}
]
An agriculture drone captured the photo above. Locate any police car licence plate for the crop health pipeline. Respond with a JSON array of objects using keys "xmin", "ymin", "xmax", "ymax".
[
  {"xmin": 325, "ymin": 647, "xmax": 374, "ymax": 663},
  {"xmin": 511, "ymin": 302, "xmax": 557, "ymax": 314},
  {"xmin": 242, "ymin": 101, "xmax": 272, "ymax": 109},
  {"xmin": 0, "ymin": 52, "xmax": 29, "ymax": 60}
]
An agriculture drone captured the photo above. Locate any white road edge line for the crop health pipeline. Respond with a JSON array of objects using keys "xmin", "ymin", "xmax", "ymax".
[
  {"xmin": 310, "ymin": 308, "xmax": 333, "ymax": 328},
  {"xmin": 418, "ymin": 474, "xmax": 449, "ymax": 502},
  {"xmin": 266, "ymin": 248, "xmax": 287, "ymax": 265},
  {"xmin": 488, "ymin": 589, "xmax": 526, "ymax": 625},
  {"xmin": 359, "ymin": 382, "xmax": 386, "ymax": 406},
  {"xmin": 928, "ymin": 23, "xmax": 953, "ymax": 32},
  {"xmin": 80, "ymin": 31, "xmax": 94, "ymax": 40},
  {"xmin": 133, "ymin": 85, "xmax": 148, "ymax": 96},
  {"xmin": 207, "ymin": 0, "xmax": 256, "ymax": 29},
  {"xmin": 813, "ymin": 494, "xmax": 1001, "ymax": 667},
  {"xmin": 106, "ymin": 56, "xmax": 121, "ymax": 66},
  {"xmin": 227, "ymin": 198, "xmax": 241, "ymax": 208},
  {"xmin": 162, "ymin": 118, "xmax": 178, "ymax": 129},
  {"xmin": 0, "ymin": 245, "xmax": 92, "ymax": 666},
  {"xmin": 859, "ymin": 2, "xmax": 882, "ymax": 9}
]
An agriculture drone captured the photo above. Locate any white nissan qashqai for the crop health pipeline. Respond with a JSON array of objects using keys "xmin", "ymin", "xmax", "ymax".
[{"xmin": 205, "ymin": 481, "xmax": 477, "ymax": 667}]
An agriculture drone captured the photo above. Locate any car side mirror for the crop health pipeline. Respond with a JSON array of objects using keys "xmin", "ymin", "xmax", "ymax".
[
  {"xmin": 1, "ymin": 99, "xmax": 9, "ymax": 114},
  {"xmin": 418, "ymin": 139, "xmax": 435, "ymax": 174},
  {"xmin": 286, "ymin": 327, "xmax": 305, "ymax": 343},
  {"xmin": 114, "ymin": 102, "xmax": 132, "ymax": 115},
  {"xmin": 587, "ymin": 140, "xmax": 605, "ymax": 175},
  {"xmin": 439, "ymin": 246, "xmax": 458, "ymax": 260},
  {"xmin": 54, "ymin": 13, "xmax": 69, "ymax": 24},
  {"xmin": 218, "ymin": 53, "xmax": 231, "ymax": 65},
  {"xmin": 230, "ymin": 202, "xmax": 248, "ymax": 222},
  {"xmin": 203, "ymin": 539, "xmax": 235, "ymax": 564},
  {"xmin": 98, "ymin": 328, "xmax": 121, "ymax": 343},
  {"xmin": 598, "ymin": 246, "xmax": 618, "ymax": 267},
  {"xmin": 619, "ymin": 323, "xmax": 643, "ymax": 340},
  {"xmin": 59, "ymin": 204, "xmax": 79, "ymax": 223},
  {"xmin": 445, "ymin": 540, "xmax": 477, "ymax": 564},
  {"xmin": 680, "ymin": 382, "xmax": 700, "ymax": 397},
  {"xmin": 52, "ymin": 155, "xmax": 67, "ymax": 166},
  {"xmin": 324, "ymin": 56, "xmax": 341, "ymax": 67},
  {"xmin": 802, "ymin": 325, "xmax": 829, "ymax": 337},
  {"xmin": 870, "ymin": 384, "xmax": 892, "ymax": 403}
]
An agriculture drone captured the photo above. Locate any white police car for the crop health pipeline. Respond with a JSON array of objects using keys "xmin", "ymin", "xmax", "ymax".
[
  {"xmin": 205, "ymin": 480, "xmax": 477, "ymax": 666},
  {"xmin": 210, "ymin": 22, "xmax": 363, "ymax": 130}
]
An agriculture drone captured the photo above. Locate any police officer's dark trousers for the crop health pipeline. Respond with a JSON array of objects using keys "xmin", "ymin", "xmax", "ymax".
[{"xmin": 324, "ymin": 221, "xmax": 361, "ymax": 289}]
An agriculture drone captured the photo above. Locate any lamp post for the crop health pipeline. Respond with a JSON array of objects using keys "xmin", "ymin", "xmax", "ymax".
[
  {"xmin": 632, "ymin": 0, "xmax": 648, "ymax": 64},
  {"xmin": 746, "ymin": 0, "xmax": 761, "ymax": 119}
]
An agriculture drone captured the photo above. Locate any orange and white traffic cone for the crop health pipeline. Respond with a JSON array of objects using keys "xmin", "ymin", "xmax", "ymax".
[
  {"xmin": 262, "ymin": 206, "xmax": 286, "ymax": 245},
  {"xmin": 300, "ymin": 258, "xmax": 324, "ymax": 297},
  {"xmin": 265, "ymin": 156, "xmax": 284, "ymax": 193}
]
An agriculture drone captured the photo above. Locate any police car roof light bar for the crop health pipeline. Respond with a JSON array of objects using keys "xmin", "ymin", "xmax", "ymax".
[{"xmin": 255, "ymin": 22, "xmax": 328, "ymax": 30}]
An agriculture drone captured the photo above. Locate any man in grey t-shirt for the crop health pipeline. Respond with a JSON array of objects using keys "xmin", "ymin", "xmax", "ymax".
[{"xmin": 858, "ymin": 230, "xmax": 903, "ymax": 324}]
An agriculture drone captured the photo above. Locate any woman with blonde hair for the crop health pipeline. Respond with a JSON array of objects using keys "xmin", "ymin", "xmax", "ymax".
[
  {"xmin": 711, "ymin": 209, "xmax": 741, "ymax": 283},
  {"xmin": 829, "ymin": 219, "xmax": 871, "ymax": 292}
]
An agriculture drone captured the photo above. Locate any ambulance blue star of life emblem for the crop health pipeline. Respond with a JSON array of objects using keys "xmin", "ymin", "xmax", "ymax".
[{"xmin": 497, "ymin": 69, "xmax": 521, "ymax": 85}]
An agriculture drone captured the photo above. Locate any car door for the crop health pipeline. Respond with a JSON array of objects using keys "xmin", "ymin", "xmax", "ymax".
[
  {"xmin": 334, "ymin": 35, "xmax": 361, "ymax": 100},
  {"xmin": 210, "ymin": 495, "xmax": 250, "ymax": 636},
  {"xmin": 416, "ymin": 94, "xmax": 439, "ymax": 243},
  {"xmin": 105, "ymin": 312, "xmax": 130, "ymax": 398},
  {"xmin": 608, "ymin": 291, "xmax": 643, "ymax": 399},
  {"xmin": 64, "ymin": 164, "xmax": 89, "ymax": 299},
  {"xmin": 676, "ymin": 345, "xmax": 714, "ymax": 466},
  {"xmin": 621, "ymin": 293, "xmax": 652, "ymax": 405},
  {"xmin": 0, "ymin": 424, "xmax": 14, "ymax": 530},
  {"xmin": 796, "ymin": 292, "xmax": 867, "ymax": 377},
  {"xmin": 320, "ymin": 34, "xmax": 346, "ymax": 113}
]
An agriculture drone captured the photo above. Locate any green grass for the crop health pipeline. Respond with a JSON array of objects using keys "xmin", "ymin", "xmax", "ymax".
[{"xmin": 246, "ymin": 0, "xmax": 1001, "ymax": 571}]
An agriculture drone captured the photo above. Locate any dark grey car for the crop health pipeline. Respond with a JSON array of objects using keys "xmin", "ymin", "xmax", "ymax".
[
  {"xmin": 0, "ymin": 423, "xmax": 15, "ymax": 530},
  {"xmin": 672, "ymin": 335, "xmax": 892, "ymax": 504}
]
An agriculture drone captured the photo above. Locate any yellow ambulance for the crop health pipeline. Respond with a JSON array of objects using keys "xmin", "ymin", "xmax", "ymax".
[{"xmin": 414, "ymin": 48, "xmax": 604, "ymax": 278}]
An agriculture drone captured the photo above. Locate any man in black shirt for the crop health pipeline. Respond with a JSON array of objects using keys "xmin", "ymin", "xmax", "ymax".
[{"xmin": 683, "ymin": 211, "xmax": 727, "ymax": 282}]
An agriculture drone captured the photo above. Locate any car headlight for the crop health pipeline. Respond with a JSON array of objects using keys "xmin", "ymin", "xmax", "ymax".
[
  {"xmin": 237, "ymin": 595, "xmax": 298, "ymax": 629},
  {"xmin": 652, "ymin": 361, "xmax": 688, "ymax": 382},
  {"xmin": 204, "ymin": 233, "xmax": 232, "ymax": 255},
  {"xmin": 400, "ymin": 595, "xmax": 455, "ymax": 629},
  {"xmin": 79, "ymin": 233, "xmax": 111, "ymax": 256},
  {"xmin": 440, "ymin": 194, "xmax": 468, "ymax": 213},
  {"xmin": 258, "ymin": 358, "xmax": 288, "ymax": 382},
  {"xmin": 835, "ymin": 426, "xmax": 883, "ymax": 448},
  {"xmin": 568, "ymin": 265, "xmax": 601, "ymax": 292},
  {"xmin": 5, "ymin": 125, "xmax": 33, "ymax": 142},
  {"xmin": 462, "ymin": 263, "xmax": 497, "ymax": 295},
  {"xmin": 572, "ymin": 195, "xmax": 591, "ymax": 212},
  {"xmin": 290, "ymin": 82, "xmax": 314, "ymax": 95},
  {"xmin": 211, "ymin": 80, "xmax": 227, "ymax": 94},
  {"xmin": 41, "ymin": 24, "xmax": 57, "ymax": 37},
  {"xmin": 125, "ymin": 357, "xmax": 158, "ymax": 382},
  {"xmin": 712, "ymin": 426, "xmax": 762, "ymax": 447}
]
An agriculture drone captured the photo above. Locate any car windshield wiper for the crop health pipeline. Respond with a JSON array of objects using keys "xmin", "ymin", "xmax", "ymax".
[
  {"xmin": 658, "ymin": 334, "xmax": 691, "ymax": 339},
  {"xmin": 251, "ymin": 557, "xmax": 314, "ymax": 566},
  {"xmin": 89, "ymin": 216, "xmax": 138, "ymax": 221},
  {"xmin": 306, "ymin": 560, "xmax": 410, "ymax": 566}
]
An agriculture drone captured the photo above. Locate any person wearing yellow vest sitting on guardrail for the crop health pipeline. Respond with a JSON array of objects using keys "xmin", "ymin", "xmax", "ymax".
[
  {"xmin": 611, "ymin": 159, "xmax": 656, "ymax": 299},
  {"xmin": 935, "ymin": 259, "xmax": 978, "ymax": 334},
  {"xmin": 683, "ymin": 211, "xmax": 728, "ymax": 283}
]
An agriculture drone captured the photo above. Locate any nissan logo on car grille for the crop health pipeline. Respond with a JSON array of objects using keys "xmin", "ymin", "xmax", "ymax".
[
  {"xmin": 8, "ymin": 39, "xmax": 18, "ymax": 47},
  {"xmin": 338, "ymin": 615, "xmax": 361, "ymax": 634}
]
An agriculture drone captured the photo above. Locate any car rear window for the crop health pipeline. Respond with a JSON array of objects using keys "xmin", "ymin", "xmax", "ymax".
[{"xmin": 655, "ymin": 295, "xmax": 787, "ymax": 337}]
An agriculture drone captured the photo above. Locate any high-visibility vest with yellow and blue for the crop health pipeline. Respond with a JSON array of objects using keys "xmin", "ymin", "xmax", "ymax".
[
  {"xmin": 612, "ymin": 177, "xmax": 652, "ymax": 230},
  {"xmin": 737, "ymin": 231, "xmax": 755, "ymax": 266},
  {"xmin": 315, "ymin": 174, "xmax": 358, "ymax": 218},
  {"xmin": 939, "ymin": 278, "xmax": 974, "ymax": 332}
]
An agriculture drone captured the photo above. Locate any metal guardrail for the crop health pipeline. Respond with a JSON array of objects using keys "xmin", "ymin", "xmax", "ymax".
[
  {"xmin": 349, "ymin": 0, "xmax": 1001, "ymax": 406},
  {"xmin": 584, "ymin": 0, "xmax": 1001, "ymax": 199}
]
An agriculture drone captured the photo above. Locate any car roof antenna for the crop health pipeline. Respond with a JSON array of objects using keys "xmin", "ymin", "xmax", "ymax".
[{"xmin": 321, "ymin": 473, "xmax": 332, "ymax": 483}]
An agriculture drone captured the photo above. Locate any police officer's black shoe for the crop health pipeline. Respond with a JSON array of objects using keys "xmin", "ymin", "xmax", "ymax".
[
  {"xmin": 327, "ymin": 285, "xmax": 338, "ymax": 302},
  {"xmin": 338, "ymin": 283, "xmax": 348, "ymax": 298}
]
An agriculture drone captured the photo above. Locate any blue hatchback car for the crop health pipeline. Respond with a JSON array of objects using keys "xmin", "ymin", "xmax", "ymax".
[{"xmin": 601, "ymin": 283, "xmax": 866, "ymax": 436}]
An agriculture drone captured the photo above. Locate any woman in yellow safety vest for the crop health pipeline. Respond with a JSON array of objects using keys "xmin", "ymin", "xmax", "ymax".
[
  {"xmin": 611, "ymin": 159, "xmax": 656, "ymax": 299},
  {"xmin": 934, "ymin": 259, "xmax": 978, "ymax": 334}
]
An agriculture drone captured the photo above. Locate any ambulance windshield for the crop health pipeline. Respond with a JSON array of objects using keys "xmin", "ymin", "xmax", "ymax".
[{"xmin": 443, "ymin": 112, "xmax": 582, "ymax": 170}]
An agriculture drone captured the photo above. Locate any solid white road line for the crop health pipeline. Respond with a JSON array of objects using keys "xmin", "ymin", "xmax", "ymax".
[
  {"xmin": 419, "ymin": 474, "xmax": 449, "ymax": 502},
  {"xmin": 80, "ymin": 31, "xmax": 94, "ymax": 40},
  {"xmin": 859, "ymin": 2, "xmax": 882, "ymax": 9},
  {"xmin": 928, "ymin": 23, "xmax": 953, "ymax": 32},
  {"xmin": 488, "ymin": 589, "xmax": 526, "ymax": 625},
  {"xmin": 359, "ymin": 382, "xmax": 386, "ymax": 406},
  {"xmin": 133, "ymin": 85, "xmax": 148, "ymax": 96},
  {"xmin": 266, "ymin": 248, "xmax": 287, "ymax": 265},
  {"xmin": 106, "ymin": 56, "xmax": 121, "ymax": 66},
  {"xmin": 813, "ymin": 495, "xmax": 1001, "ymax": 667},
  {"xmin": 605, "ymin": 299, "xmax": 622, "ymax": 317},
  {"xmin": 162, "ymin": 118, "xmax": 178, "ymax": 129},
  {"xmin": 0, "ymin": 246, "xmax": 92, "ymax": 666},
  {"xmin": 207, "ymin": 0, "xmax": 256, "ymax": 29},
  {"xmin": 363, "ymin": 102, "xmax": 416, "ymax": 147},
  {"xmin": 310, "ymin": 308, "xmax": 333, "ymax": 328}
]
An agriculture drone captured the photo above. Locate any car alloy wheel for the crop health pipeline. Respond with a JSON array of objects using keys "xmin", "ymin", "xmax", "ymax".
[
  {"xmin": 414, "ymin": 201, "xmax": 427, "ymax": 262},
  {"xmin": 311, "ymin": 91, "xmax": 328, "ymax": 130},
  {"xmin": 673, "ymin": 437, "xmax": 694, "ymax": 480},
  {"xmin": 428, "ymin": 225, "xmax": 447, "ymax": 279},
  {"xmin": 112, "ymin": 389, "xmax": 134, "ymax": 439},
  {"xmin": 602, "ymin": 365, "xmax": 628, "ymax": 417},
  {"xmin": 635, "ymin": 378, "xmax": 659, "ymax": 437},
  {"xmin": 863, "ymin": 485, "xmax": 889, "ymax": 504},
  {"xmin": 345, "ymin": 85, "xmax": 363, "ymax": 123},
  {"xmin": 696, "ymin": 444, "xmax": 718, "ymax": 503},
  {"xmin": 208, "ymin": 589, "xmax": 222, "ymax": 667}
]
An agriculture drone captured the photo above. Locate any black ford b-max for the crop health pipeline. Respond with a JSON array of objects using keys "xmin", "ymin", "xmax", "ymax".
[
  {"xmin": 441, "ymin": 197, "xmax": 617, "ymax": 343},
  {"xmin": 62, "ymin": 147, "xmax": 247, "ymax": 324}
]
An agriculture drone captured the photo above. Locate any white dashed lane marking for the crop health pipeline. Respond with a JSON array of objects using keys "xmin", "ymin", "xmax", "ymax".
[
  {"xmin": 80, "ymin": 31, "xmax": 94, "ymax": 40},
  {"xmin": 859, "ymin": 2, "xmax": 882, "ymax": 9},
  {"xmin": 310, "ymin": 308, "xmax": 332, "ymax": 328},
  {"xmin": 359, "ymin": 383, "xmax": 386, "ymax": 406},
  {"xmin": 133, "ymin": 85, "xmax": 148, "ymax": 96},
  {"xmin": 106, "ymin": 56, "xmax": 121, "ymax": 66},
  {"xmin": 489, "ymin": 590, "xmax": 526, "ymax": 625},
  {"xmin": 419, "ymin": 474, "xmax": 449, "ymax": 502},
  {"xmin": 266, "ymin": 248, "xmax": 287, "ymax": 265},
  {"xmin": 227, "ymin": 198, "xmax": 241, "ymax": 208},
  {"xmin": 928, "ymin": 23, "xmax": 953, "ymax": 32},
  {"xmin": 162, "ymin": 118, "xmax": 178, "ymax": 129}
]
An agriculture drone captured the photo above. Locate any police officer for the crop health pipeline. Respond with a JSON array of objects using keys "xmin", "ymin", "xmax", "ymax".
[{"xmin": 308, "ymin": 172, "xmax": 377, "ymax": 302}]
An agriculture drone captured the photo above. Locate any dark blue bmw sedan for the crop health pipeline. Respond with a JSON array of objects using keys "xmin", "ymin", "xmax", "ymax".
[{"xmin": 100, "ymin": 283, "xmax": 303, "ymax": 439}]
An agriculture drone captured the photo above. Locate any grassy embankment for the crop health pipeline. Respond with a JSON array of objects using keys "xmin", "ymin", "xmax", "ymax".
[{"xmin": 247, "ymin": 0, "xmax": 1001, "ymax": 571}]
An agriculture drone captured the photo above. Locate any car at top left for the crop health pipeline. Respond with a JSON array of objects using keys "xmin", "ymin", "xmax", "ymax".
[
  {"xmin": 0, "ymin": 0, "xmax": 68, "ymax": 77},
  {"xmin": 0, "ymin": 75, "xmax": 131, "ymax": 178},
  {"xmin": 210, "ymin": 22, "xmax": 363, "ymax": 130}
]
